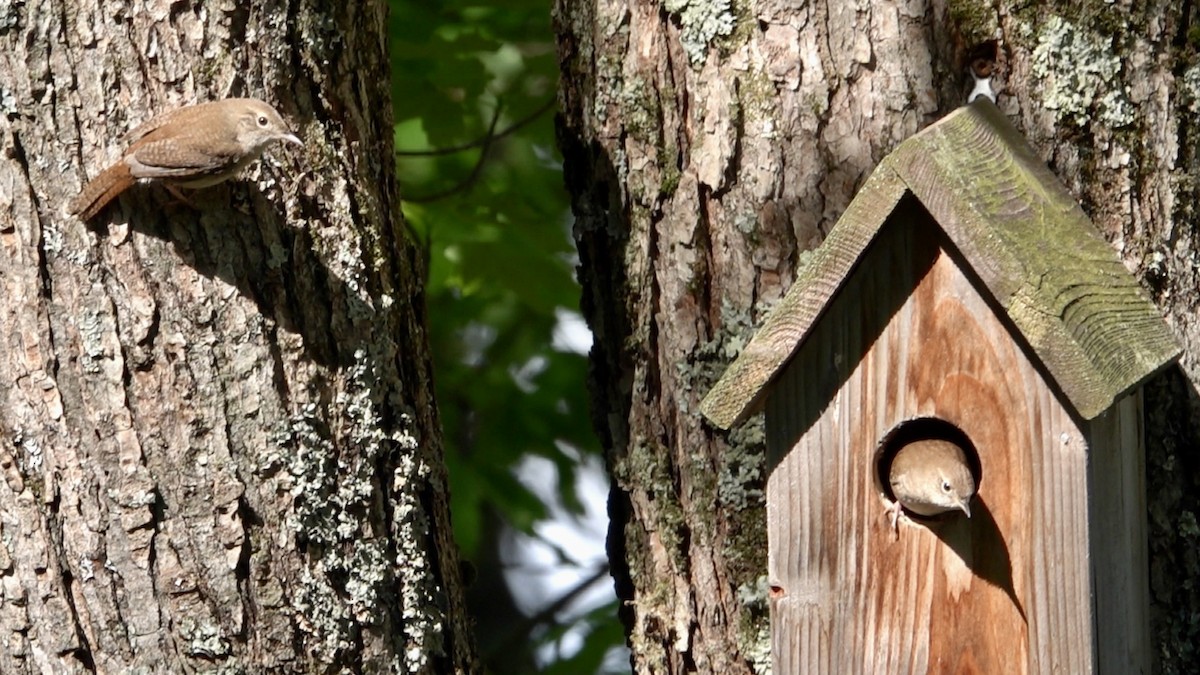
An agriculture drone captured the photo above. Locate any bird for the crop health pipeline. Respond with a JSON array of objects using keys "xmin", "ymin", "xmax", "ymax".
[
  {"xmin": 887, "ymin": 438, "xmax": 976, "ymax": 532},
  {"xmin": 68, "ymin": 98, "xmax": 302, "ymax": 220}
]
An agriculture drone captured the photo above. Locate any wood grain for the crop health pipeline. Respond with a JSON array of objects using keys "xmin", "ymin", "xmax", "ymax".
[
  {"xmin": 766, "ymin": 214, "xmax": 1096, "ymax": 673},
  {"xmin": 886, "ymin": 100, "xmax": 1179, "ymax": 419},
  {"xmin": 1086, "ymin": 392, "xmax": 1150, "ymax": 674},
  {"xmin": 701, "ymin": 99, "xmax": 1179, "ymax": 429}
]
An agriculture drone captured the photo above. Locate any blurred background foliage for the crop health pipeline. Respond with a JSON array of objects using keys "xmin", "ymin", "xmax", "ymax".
[{"xmin": 388, "ymin": 1, "xmax": 623, "ymax": 672}]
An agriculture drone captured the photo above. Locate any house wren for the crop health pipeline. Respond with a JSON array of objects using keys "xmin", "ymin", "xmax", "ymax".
[
  {"xmin": 68, "ymin": 98, "xmax": 302, "ymax": 220},
  {"xmin": 888, "ymin": 438, "xmax": 976, "ymax": 531}
]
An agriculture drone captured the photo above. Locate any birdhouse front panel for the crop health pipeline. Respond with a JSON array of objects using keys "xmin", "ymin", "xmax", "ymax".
[{"xmin": 764, "ymin": 204, "xmax": 1093, "ymax": 674}]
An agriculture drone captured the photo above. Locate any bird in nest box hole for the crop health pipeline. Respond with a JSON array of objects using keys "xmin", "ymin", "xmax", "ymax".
[{"xmin": 887, "ymin": 438, "xmax": 977, "ymax": 535}]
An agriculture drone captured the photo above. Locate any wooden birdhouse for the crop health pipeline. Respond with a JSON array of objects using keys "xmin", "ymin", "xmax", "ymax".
[{"xmin": 700, "ymin": 99, "xmax": 1179, "ymax": 674}]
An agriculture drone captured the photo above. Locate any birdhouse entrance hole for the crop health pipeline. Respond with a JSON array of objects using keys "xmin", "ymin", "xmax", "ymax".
[{"xmin": 875, "ymin": 418, "xmax": 981, "ymax": 521}]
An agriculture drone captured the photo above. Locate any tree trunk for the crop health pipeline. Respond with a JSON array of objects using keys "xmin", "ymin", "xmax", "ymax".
[
  {"xmin": 0, "ymin": 1, "xmax": 474, "ymax": 672},
  {"xmin": 555, "ymin": 1, "xmax": 1200, "ymax": 672}
]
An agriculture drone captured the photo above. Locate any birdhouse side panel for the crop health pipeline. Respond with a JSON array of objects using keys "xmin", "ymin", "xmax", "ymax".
[
  {"xmin": 765, "ymin": 214, "xmax": 1096, "ymax": 674},
  {"xmin": 1085, "ymin": 391, "xmax": 1150, "ymax": 674}
]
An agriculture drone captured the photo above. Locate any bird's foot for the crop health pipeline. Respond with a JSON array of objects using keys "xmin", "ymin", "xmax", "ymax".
[
  {"xmin": 886, "ymin": 499, "xmax": 904, "ymax": 540},
  {"xmin": 163, "ymin": 183, "xmax": 198, "ymax": 209}
]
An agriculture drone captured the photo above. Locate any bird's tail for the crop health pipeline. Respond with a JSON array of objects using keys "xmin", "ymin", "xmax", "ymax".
[{"xmin": 68, "ymin": 161, "xmax": 134, "ymax": 220}]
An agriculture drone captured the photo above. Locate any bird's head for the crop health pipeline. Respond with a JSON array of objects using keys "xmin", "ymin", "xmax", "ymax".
[
  {"xmin": 235, "ymin": 100, "xmax": 303, "ymax": 152},
  {"xmin": 934, "ymin": 464, "xmax": 976, "ymax": 517}
]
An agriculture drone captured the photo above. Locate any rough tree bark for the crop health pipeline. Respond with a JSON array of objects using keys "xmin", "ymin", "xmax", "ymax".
[
  {"xmin": 0, "ymin": 1, "xmax": 474, "ymax": 672},
  {"xmin": 555, "ymin": 1, "xmax": 1200, "ymax": 673}
]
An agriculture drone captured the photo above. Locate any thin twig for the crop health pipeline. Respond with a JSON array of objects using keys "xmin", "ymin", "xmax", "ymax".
[
  {"xmin": 486, "ymin": 562, "xmax": 612, "ymax": 661},
  {"xmin": 395, "ymin": 97, "xmax": 556, "ymax": 157},
  {"xmin": 401, "ymin": 101, "xmax": 505, "ymax": 204}
]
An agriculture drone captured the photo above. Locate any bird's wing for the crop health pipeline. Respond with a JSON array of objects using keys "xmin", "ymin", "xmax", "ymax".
[
  {"xmin": 121, "ymin": 101, "xmax": 224, "ymax": 144},
  {"xmin": 125, "ymin": 137, "xmax": 242, "ymax": 179}
]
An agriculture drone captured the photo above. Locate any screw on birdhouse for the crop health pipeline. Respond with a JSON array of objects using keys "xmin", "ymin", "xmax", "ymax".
[{"xmin": 967, "ymin": 40, "xmax": 998, "ymax": 103}]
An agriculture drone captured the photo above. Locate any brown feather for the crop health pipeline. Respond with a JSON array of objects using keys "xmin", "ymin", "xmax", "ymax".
[
  {"xmin": 70, "ymin": 98, "xmax": 301, "ymax": 220},
  {"xmin": 889, "ymin": 439, "xmax": 975, "ymax": 518},
  {"xmin": 128, "ymin": 137, "xmax": 243, "ymax": 176},
  {"xmin": 68, "ymin": 160, "xmax": 135, "ymax": 220},
  {"xmin": 119, "ymin": 99, "xmax": 258, "ymax": 144}
]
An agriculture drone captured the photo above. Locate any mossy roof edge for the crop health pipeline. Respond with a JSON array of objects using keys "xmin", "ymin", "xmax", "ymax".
[{"xmin": 700, "ymin": 99, "xmax": 1180, "ymax": 429}]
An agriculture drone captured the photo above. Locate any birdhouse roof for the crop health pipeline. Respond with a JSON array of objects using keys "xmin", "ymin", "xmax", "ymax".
[{"xmin": 701, "ymin": 99, "xmax": 1180, "ymax": 428}]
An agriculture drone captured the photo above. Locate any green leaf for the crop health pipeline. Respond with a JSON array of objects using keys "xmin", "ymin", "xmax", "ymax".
[{"xmin": 390, "ymin": 0, "xmax": 618, "ymax": 669}]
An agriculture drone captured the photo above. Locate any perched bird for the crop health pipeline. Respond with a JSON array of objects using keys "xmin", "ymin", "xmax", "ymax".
[
  {"xmin": 68, "ymin": 98, "xmax": 302, "ymax": 220},
  {"xmin": 887, "ymin": 438, "xmax": 976, "ymax": 532}
]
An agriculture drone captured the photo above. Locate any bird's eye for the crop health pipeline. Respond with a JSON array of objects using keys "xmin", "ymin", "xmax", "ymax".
[
  {"xmin": 942, "ymin": 481, "xmax": 952, "ymax": 492},
  {"xmin": 257, "ymin": 115, "xmax": 269, "ymax": 127}
]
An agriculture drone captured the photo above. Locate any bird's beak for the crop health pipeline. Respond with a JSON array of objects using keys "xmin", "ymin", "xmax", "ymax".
[
  {"xmin": 959, "ymin": 500, "xmax": 972, "ymax": 518},
  {"xmin": 281, "ymin": 132, "xmax": 303, "ymax": 146}
]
